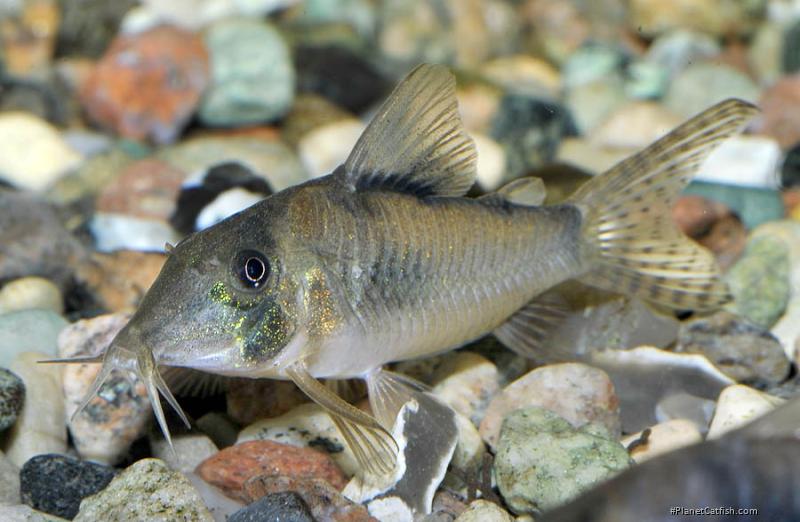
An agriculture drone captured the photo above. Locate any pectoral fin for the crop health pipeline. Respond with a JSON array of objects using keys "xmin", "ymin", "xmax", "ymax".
[
  {"xmin": 342, "ymin": 64, "xmax": 477, "ymax": 197},
  {"xmin": 286, "ymin": 363, "xmax": 398, "ymax": 478}
]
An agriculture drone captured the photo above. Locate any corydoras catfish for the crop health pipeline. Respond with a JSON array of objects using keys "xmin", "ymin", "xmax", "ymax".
[{"xmin": 48, "ymin": 65, "xmax": 757, "ymax": 494}]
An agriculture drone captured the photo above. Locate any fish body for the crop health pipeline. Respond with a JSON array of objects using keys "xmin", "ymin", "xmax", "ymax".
[{"xmin": 49, "ymin": 64, "xmax": 759, "ymax": 508}]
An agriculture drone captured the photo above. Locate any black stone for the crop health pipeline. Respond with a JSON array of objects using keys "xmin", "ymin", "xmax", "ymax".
[
  {"xmin": 490, "ymin": 96, "xmax": 576, "ymax": 179},
  {"xmin": 294, "ymin": 45, "xmax": 391, "ymax": 113},
  {"xmin": 229, "ymin": 492, "xmax": 317, "ymax": 522},
  {"xmin": 169, "ymin": 162, "xmax": 273, "ymax": 234},
  {"xmin": 56, "ymin": 0, "xmax": 138, "ymax": 58},
  {"xmin": 20, "ymin": 454, "xmax": 116, "ymax": 519},
  {"xmin": 781, "ymin": 142, "xmax": 800, "ymax": 188},
  {"xmin": 0, "ymin": 367, "xmax": 24, "ymax": 432}
]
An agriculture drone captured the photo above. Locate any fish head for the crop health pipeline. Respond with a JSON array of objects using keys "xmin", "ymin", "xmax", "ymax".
[{"xmin": 126, "ymin": 195, "xmax": 304, "ymax": 374}]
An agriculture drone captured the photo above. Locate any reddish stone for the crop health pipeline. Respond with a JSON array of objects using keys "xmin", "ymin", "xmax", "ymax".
[
  {"xmin": 784, "ymin": 188, "xmax": 800, "ymax": 218},
  {"xmin": 673, "ymin": 195, "xmax": 745, "ymax": 271},
  {"xmin": 755, "ymin": 75, "xmax": 800, "ymax": 149},
  {"xmin": 76, "ymin": 251, "xmax": 167, "ymax": 312},
  {"xmin": 196, "ymin": 440, "xmax": 348, "ymax": 502},
  {"xmin": 96, "ymin": 159, "xmax": 186, "ymax": 220},
  {"xmin": 672, "ymin": 195, "xmax": 731, "ymax": 237},
  {"xmin": 80, "ymin": 25, "xmax": 208, "ymax": 144},
  {"xmin": 244, "ymin": 475, "xmax": 376, "ymax": 522}
]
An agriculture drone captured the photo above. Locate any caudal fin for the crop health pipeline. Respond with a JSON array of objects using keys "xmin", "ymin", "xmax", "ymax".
[{"xmin": 569, "ymin": 99, "xmax": 759, "ymax": 311}]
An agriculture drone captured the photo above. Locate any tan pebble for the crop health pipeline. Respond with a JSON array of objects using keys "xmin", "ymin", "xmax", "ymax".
[{"xmin": 0, "ymin": 277, "xmax": 63, "ymax": 314}]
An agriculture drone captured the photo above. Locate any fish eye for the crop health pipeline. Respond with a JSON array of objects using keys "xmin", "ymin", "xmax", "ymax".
[{"xmin": 234, "ymin": 250, "xmax": 270, "ymax": 289}]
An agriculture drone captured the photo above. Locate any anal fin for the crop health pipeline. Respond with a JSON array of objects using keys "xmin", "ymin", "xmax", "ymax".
[{"xmin": 493, "ymin": 289, "xmax": 571, "ymax": 362}]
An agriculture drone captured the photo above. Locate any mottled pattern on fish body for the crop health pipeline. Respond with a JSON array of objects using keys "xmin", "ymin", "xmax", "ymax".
[{"xmin": 287, "ymin": 176, "xmax": 583, "ymax": 377}]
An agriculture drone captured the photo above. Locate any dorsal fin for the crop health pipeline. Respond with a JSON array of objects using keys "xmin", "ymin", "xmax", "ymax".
[
  {"xmin": 342, "ymin": 64, "xmax": 477, "ymax": 197},
  {"xmin": 479, "ymin": 177, "xmax": 547, "ymax": 206}
]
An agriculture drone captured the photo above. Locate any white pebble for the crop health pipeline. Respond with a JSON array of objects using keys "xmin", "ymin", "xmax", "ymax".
[
  {"xmin": 707, "ymin": 384, "xmax": 785, "ymax": 439},
  {"xmin": 0, "ymin": 277, "xmax": 63, "ymax": 315},
  {"xmin": 195, "ymin": 188, "xmax": 264, "ymax": 230},
  {"xmin": 2, "ymin": 352, "xmax": 66, "ymax": 467},
  {"xmin": 696, "ymin": 135, "xmax": 782, "ymax": 189},
  {"xmin": 621, "ymin": 419, "xmax": 702, "ymax": 463},
  {"xmin": 298, "ymin": 119, "xmax": 365, "ymax": 179}
]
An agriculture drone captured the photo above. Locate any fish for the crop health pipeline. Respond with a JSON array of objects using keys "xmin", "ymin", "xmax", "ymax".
[
  {"xmin": 44, "ymin": 64, "xmax": 758, "ymax": 500},
  {"xmin": 539, "ymin": 398, "xmax": 800, "ymax": 521}
]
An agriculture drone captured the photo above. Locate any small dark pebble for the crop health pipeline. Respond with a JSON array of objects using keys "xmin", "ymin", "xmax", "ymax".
[
  {"xmin": 783, "ymin": 19, "xmax": 800, "ymax": 74},
  {"xmin": 295, "ymin": 45, "xmax": 391, "ymax": 113},
  {"xmin": 0, "ymin": 367, "xmax": 24, "ymax": 432},
  {"xmin": 20, "ymin": 454, "xmax": 116, "ymax": 520},
  {"xmin": 170, "ymin": 161, "xmax": 272, "ymax": 234},
  {"xmin": 229, "ymin": 491, "xmax": 317, "ymax": 522},
  {"xmin": 781, "ymin": 142, "xmax": 800, "ymax": 189}
]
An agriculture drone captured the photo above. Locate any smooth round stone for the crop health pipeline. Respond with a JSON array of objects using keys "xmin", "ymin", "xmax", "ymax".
[
  {"xmin": 562, "ymin": 46, "xmax": 624, "ymax": 90},
  {"xmin": 749, "ymin": 22, "xmax": 784, "ymax": 84},
  {"xmin": 431, "ymin": 352, "xmax": 500, "ymax": 425},
  {"xmin": 707, "ymin": 385, "xmax": 784, "ymax": 439},
  {"xmin": 196, "ymin": 188, "xmax": 265, "ymax": 230},
  {"xmin": 696, "ymin": 136, "xmax": 782, "ymax": 189},
  {"xmin": 646, "ymin": 30, "xmax": 721, "ymax": 78},
  {"xmin": 726, "ymin": 233, "xmax": 791, "ymax": 329},
  {"xmin": 0, "ymin": 368, "xmax": 25, "ymax": 432},
  {"xmin": 756, "ymin": 74, "xmax": 800, "ymax": 149},
  {"xmin": 479, "ymin": 55, "xmax": 560, "ymax": 98},
  {"xmin": 73, "ymin": 459, "xmax": 214, "ymax": 521},
  {"xmin": 20, "ymin": 454, "xmax": 116, "ymax": 519},
  {"xmin": 150, "ymin": 433, "xmax": 218, "ymax": 474},
  {"xmin": 57, "ymin": 0, "xmax": 136, "ymax": 58},
  {"xmin": 628, "ymin": 0, "xmax": 766, "ymax": 38},
  {"xmin": 589, "ymin": 101, "xmax": 682, "ymax": 150},
  {"xmin": 664, "ymin": 63, "xmax": 760, "ymax": 119},
  {"xmin": 200, "ymin": 19, "xmax": 294, "ymax": 126},
  {"xmin": 3, "ymin": 352, "xmax": 66, "ymax": 468},
  {"xmin": 624, "ymin": 61, "xmax": 669, "ymax": 99},
  {"xmin": 784, "ymin": 19, "xmax": 800, "ymax": 74},
  {"xmin": 473, "ymin": 133, "xmax": 507, "ymax": 191},
  {"xmin": 89, "ymin": 212, "xmax": 182, "ymax": 254},
  {"xmin": 480, "ymin": 362, "xmax": 621, "ymax": 449},
  {"xmin": 494, "ymin": 407, "xmax": 630, "ymax": 514},
  {"xmin": 621, "ymin": 419, "xmax": 702, "ymax": 463},
  {"xmin": 0, "ymin": 310, "xmax": 68, "ymax": 367},
  {"xmin": 0, "ymin": 277, "xmax": 63, "ymax": 315},
  {"xmin": 565, "ymin": 75, "xmax": 627, "ymax": 134},
  {"xmin": 0, "ymin": 112, "xmax": 83, "ymax": 191}
]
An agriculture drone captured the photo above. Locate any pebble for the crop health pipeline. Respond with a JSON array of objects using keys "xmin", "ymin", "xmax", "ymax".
[
  {"xmin": 493, "ymin": 407, "xmax": 630, "ymax": 514},
  {"xmin": 367, "ymin": 496, "xmax": 413, "ymax": 522},
  {"xmin": 226, "ymin": 378, "xmax": 309, "ymax": 425},
  {"xmin": 0, "ymin": 450, "xmax": 21, "ymax": 505},
  {"xmin": 454, "ymin": 500, "xmax": 513, "ymax": 522},
  {"xmin": 295, "ymin": 44, "xmax": 391, "ymax": 113},
  {"xmin": 229, "ymin": 492, "xmax": 315, "ymax": 522},
  {"xmin": 80, "ymin": 26, "xmax": 209, "ymax": 144},
  {"xmin": 0, "ymin": 277, "xmax": 63, "ymax": 315},
  {"xmin": 683, "ymin": 181, "xmax": 784, "ymax": 230},
  {"xmin": 591, "ymin": 346, "xmax": 733, "ymax": 434},
  {"xmin": 654, "ymin": 392, "xmax": 717, "ymax": 432},
  {"xmin": 123, "ymin": 0, "xmax": 295, "ymax": 31},
  {"xmin": 472, "ymin": 133, "xmax": 507, "ymax": 191},
  {"xmin": 57, "ymin": 0, "xmax": 136, "ymax": 58},
  {"xmin": 784, "ymin": 144, "xmax": 800, "ymax": 188},
  {"xmin": 20, "ymin": 454, "xmax": 116, "ymax": 519},
  {"xmin": 755, "ymin": 74, "xmax": 800, "ymax": 149},
  {"xmin": 184, "ymin": 471, "xmax": 245, "ymax": 522},
  {"xmin": 726, "ymin": 233, "xmax": 791, "ymax": 329},
  {"xmin": 200, "ymin": 19, "xmax": 294, "ymax": 126},
  {"xmin": 297, "ymin": 119, "xmax": 366, "ymax": 179},
  {"xmin": 150, "ymin": 433, "xmax": 219, "ymax": 474},
  {"xmin": 673, "ymin": 196, "xmax": 746, "ymax": 271},
  {"xmin": 749, "ymin": 22, "xmax": 784, "ymax": 84},
  {"xmin": 0, "ymin": 310, "xmax": 68, "ymax": 367},
  {"xmin": 0, "ymin": 368, "xmax": 25, "ymax": 433},
  {"xmin": 589, "ymin": 101, "xmax": 682, "ymax": 150},
  {"xmin": 450, "ymin": 411, "xmax": 485, "ymax": 474},
  {"xmin": 565, "ymin": 75, "xmax": 627, "ymax": 134},
  {"xmin": 707, "ymin": 384, "xmax": 785, "ymax": 439},
  {"xmin": 555, "ymin": 138, "xmax": 629, "ymax": 174},
  {"xmin": 158, "ymin": 137, "xmax": 308, "ymax": 193},
  {"xmin": 620, "ymin": 419, "xmax": 702, "ymax": 463},
  {"xmin": 74, "ymin": 458, "xmax": 214, "ymax": 522},
  {"xmin": 2, "ymin": 352, "xmax": 66, "ymax": 468},
  {"xmin": 786, "ymin": 19, "xmax": 800, "ymax": 73},
  {"xmin": 562, "ymin": 45, "xmax": 623, "ymax": 90},
  {"xmin": 664, "ymin": 62, "xmax": 760, "ymax": 119},
  {"xmin": 196, "ymin": 440, "xmax": 348, "ymax": 502},
  {"xmin": 76, "ymin": 251, "xmax": 166, "ymax": 313},
  {"xmin": 195, "ymin": 188, "xmax": 266, "ymax": 230},
  {"xmin": 0, "ymin": 504, "xmax": 66, "ymax": 522},
  {"xmin": 676, "ymin": 311, "xmax": 790, "ymax": 387},
  {"xmin": 47, "ymin": 146, "xmax": 139, "ymax": 205},
  {"xmin": 480, "ymin": 55, "xmax": 560, "ymax": 99},
  {"xmin": 95, "ymin": 158, "xmax": 186, "ymax": 221},
  {"xmin": 695, "ymin": 135, "xmax": 782, "ymax": 189},
  {"xmin": 58, "ymin": 313, "xmax": 150, "ymax": 464},
  {"xmin": 237, "ymin": 402, "xmax": 357, "ymax": 475},
  {"xmin": 624, "ymin": 60, "xmax": 670, "ymax": 100},
  {"xmin": 480, "ymin": 362, "xmax": 621, "ymax": 449},
  {"xmin": 244, "ymin": 475, "xmax": 374, "ymax": 521},
  {"xmin": 430, "ymin": 353, "xmax": 499, "ymax": 428},
  {"xmin": 0, "ymin": 112, "xmax": 83, "ymax": 190},
  {"xmin": 646, "ymin": 30, "xmax": 720, "ymax": 79},
  {"xmin": 89, "ymin": 212, "xmax": 182, "ymax": 254},
  {"xmin": 196, "ymin": 412, "xmax": 240, "ymax": 449},
  {"xmin": 489, "ymin": 95, "xmax": 573, "ymax": 179},
  {"xmin": 628, "ymin": 0, "xmax": 766, "ymax": 37},
  {"xmin": 0, "ymin": 191, "xmax": 90, "ymax": 290}
]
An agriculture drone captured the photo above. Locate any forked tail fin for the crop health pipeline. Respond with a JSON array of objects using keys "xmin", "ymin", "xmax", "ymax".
[{"xmin": 569, "ymin": 99, "xmax": 759, "ymax": 311}]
